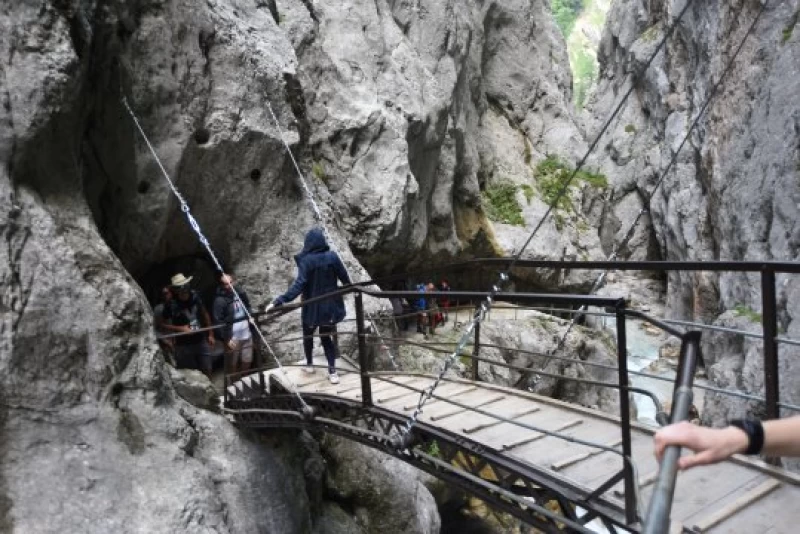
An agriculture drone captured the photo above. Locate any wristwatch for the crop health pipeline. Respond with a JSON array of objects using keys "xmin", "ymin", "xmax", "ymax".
[{"xmin": 728, "ymin": 419, "xmax": 764, "ymax": 455}]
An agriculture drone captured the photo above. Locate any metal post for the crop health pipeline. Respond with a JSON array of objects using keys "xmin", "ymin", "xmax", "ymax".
[
  {"xmin": 643, "ymin": 331, "xmax": 702, "ymax": 534},
  {"xmin": 473, "ymin": 310, "xmax": 481, "ymax": 381},
  {"xmin": 615, "ymin": 302, "xmax": 636, "ymax": 525},
  {"xmin": 761, "ymin": 268, "xmax": 779, "ymax": 421},
  {"xmin": 355, "ymin": 293, "xmax": 372, "ymax": 406}
]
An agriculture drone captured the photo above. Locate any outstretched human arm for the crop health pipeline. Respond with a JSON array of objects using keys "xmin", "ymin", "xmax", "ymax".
[
  {"xmin": 654, "ymin": 417, "xmax": 800, "ymax": 470},
  {"xmin": 274, "ymin": 262, "xmax": 308, "ymax": 305}
]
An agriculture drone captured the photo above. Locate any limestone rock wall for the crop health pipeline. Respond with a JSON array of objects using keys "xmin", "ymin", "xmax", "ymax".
[
  {"xmin": 0, "ymin": 0, "xmax": 595, "ymax": 530},
  {"xmin": 277, "ymin": 0, "xmax": 603, "ymax": 288},
  {"xmin": 586, "ymin": 0, "xmax": 800, "ymax": 421}
]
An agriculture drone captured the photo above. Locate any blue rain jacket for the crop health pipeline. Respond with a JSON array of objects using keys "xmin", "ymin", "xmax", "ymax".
[{"xmin": 274, "ymin": 228, "xmax": 351, "ymax": 326}]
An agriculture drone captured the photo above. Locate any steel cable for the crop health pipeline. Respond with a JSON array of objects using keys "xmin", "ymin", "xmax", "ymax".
[
  {"xmin": 393, "ymin": 0, "xmax": 697, "ymax": 446},
  {"xmin": 540, "ymin": 0, "xmax": 765, "ymax": 375},
  {"xmin": 121, "ymin": 97, "xmax": 311, "ymax": 412},
  {"xmin": 263, "ymin": 103, "xmax": 399, "ymax": 371}
]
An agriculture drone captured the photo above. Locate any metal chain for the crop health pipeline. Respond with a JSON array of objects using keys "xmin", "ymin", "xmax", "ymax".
[
  {"xmin": 393, "ymin": 274, "xmax": 508, "ymax": 446},
  {"xmin": 121, "ymin": 96, "xmax": 311, "ymax": 411},
  {"xmin": 264, "ymin": 103, "xmax": 397, "ymax": 370},
  {"xmin": 394, "ymin": 0, "xmax": 697, "ymax": 445},
  {"xmin": 537, "ymin": 207, "xmax": 647, "ymax": 372}
]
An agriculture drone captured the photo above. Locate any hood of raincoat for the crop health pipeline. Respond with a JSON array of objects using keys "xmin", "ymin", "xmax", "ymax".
[{"xmin": 295, "ymin": 227, "xmax": 329, "ymax": 264}]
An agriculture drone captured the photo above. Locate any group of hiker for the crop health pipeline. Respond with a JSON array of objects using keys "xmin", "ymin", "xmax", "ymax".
[
  {"xmin": 153, "ymin": 228, "xmax": 349, "ymax": 385},
  {"xmin": 154, "ymin": 272, "xmax": 255, "ymax": 379},
  {"xmin": 153, "ymin": 227, "xmax": 456, "ymax": 384},
  {"xmin": 390, "ymin": 280, "xmax": 452, "ymax": 337}
]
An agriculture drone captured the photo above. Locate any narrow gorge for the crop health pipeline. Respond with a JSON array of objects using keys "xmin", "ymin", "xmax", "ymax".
[{"xmin": 1, "ymin": 0, "xmax": 798, "ymax": 532}]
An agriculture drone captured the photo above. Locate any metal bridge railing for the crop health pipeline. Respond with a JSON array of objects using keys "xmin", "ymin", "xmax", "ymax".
[
  {"xmin": 346, "ymin": 287, "xmax": 707, "ymax": 526},
  {"xmin": 643, "ymin": 332, "xmax": 702, "ymax": 534},
  {"xmin": 215, "ymin": 258, "xmax": 800, "ymax": 531},
  {"xmin": 362, "ymin": 257, "xmax": 800, "ymax": 421}
]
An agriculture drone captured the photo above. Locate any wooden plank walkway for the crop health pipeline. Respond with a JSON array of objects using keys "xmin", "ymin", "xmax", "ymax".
[{"xmin": 230, "ymin": 366, "xmax": 800, "ymax": 533}]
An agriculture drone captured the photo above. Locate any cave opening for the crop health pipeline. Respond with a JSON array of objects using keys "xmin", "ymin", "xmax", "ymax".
[{"xmin": 137, "ymin": 254, "xmax": 222, "ymax": 309}]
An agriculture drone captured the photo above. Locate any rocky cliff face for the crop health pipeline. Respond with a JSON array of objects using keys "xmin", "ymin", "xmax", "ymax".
[
  {"xmin": 280, "ymin": 0, "xmax": 599, "ymax": 283},
  {"xmin": 0, "ymin": 0, "xmax": 596, "ymax": 531},
  {"xmin": 586, "ymin": 0, "xmax": 800, "ymax": 422},
  {"xmin": 1, "ymin": 0, "xmax": 599, "ymax": 301},
  {"xmin": 7, "ymin": 0, "xmax": 796, "ymax": 528}
]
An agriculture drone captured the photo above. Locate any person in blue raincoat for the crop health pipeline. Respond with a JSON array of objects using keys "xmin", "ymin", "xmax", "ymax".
[
  {"xmin": 266, "ymin": 228, "xmax": 351, "ymax": 384},
  {"xmin": 415, "ymin": 282, "xmax": 428, "ymax": 336}
]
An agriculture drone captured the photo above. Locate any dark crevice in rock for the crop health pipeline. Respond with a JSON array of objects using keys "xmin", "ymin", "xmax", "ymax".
[
  {"xmin": 257, "ymin": 0, "xmax": 280, "ymax": 25},
  {"xmin": 117, "ymin": 409, "xmax": 146, "ymax": 455},
  {"xmin": 109, "ymin": 382, "xmax": 124, "ymax": 409},
  {"xmin": 299, "ymin": 0, "xmax": 319, "ymax": 23},
  {"xmin": 3, "ymin": 86, "xmax": 15, "ymax": 180},
  {"xmin": 5, "ymin": 210, "xmax": 31, "ymax": 335},
  {"xmin": 295, "ymin": 430, "xmax": 325, "ymax": 519},
  {"xmin": 193, "ymin": 127, "xmax": 211, "ymax": 145},
  {"xmin": 178, "ymin": 409, "xmax": 199, "ymax": 457},
  {"xmin": 138, "ymin": 254, "xmax": 221, "ymax": 307},
  {"xmin": 53, "ymin": 0, "xmax": 93, "ymax": 60},
  {"xmin": 439, "ymin": 498, "xmax": 495, "ymax": 534},
  {"xmin": 283, "ymin": 73, "xmax": 310, "ymax": 146},
  {"xmin": 198, "ymin": 27, "xmax": 215, "ymax": 75},
  {"xmin": 0, "ymin": 392, "xmax": 14, "ymax": 534}
]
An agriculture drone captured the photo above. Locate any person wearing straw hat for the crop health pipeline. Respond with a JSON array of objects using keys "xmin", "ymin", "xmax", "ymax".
[
  {"xmin": 161, "ymin": 273, "xmax": 215, "ymax": 378},
  {"xmin": 265, "ymin": 228, "xmax": 351, "ymax": 384}
]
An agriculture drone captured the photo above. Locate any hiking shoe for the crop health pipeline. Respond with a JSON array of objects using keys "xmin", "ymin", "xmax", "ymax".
[
  {"xmin": 302, "ymin": 366, "xmax": 315, "ymax": 374},
  {"xmin": 328, "ymin": 372, "xmax": 340, "ymax": 384}
]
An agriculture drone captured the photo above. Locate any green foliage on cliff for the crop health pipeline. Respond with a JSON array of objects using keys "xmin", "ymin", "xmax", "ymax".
[
  {"xmin": 535, "ymin": 156, "xmax": 607, "ymax": 212},
  {"xmin": 734, "ymin": 304, "xmax": 762, "ymax": 323},
  {"xmin": 782, "ymin": 10, "xmax": 799, "ymax": 43},
  {"xmin": 311, "ymin": 161, "xmax": 327, "ymax": 182},
  {"xmin": 482, "ymin": 183, "xmax": 525, "ymax": 226},
  {"xmin": 424, "ymin": 440, "xmax": 442, "ymax": 458},
  {"xmin": 520, "ymin": 184, "xmax": 535, "ymax": 204}
]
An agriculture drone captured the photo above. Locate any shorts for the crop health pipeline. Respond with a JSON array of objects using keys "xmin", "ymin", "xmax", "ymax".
[
  {"xmin": 226, "ymin": 337, "xmax": 253, "ymax": 366},
  {"xmin": 175, "ymin": 341, "xmax": 212, "ymax": 372}
]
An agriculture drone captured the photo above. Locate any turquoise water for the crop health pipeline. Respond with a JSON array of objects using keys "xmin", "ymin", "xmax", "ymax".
[{"xmin": 605, "ymin": 317, "xmax": 672, "ymax": 426}]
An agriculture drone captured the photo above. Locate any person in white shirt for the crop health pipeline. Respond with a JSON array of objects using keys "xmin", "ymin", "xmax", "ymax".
[{"xmin": 213, "ymin": 274, "xmax": 254, "ymax": 374}]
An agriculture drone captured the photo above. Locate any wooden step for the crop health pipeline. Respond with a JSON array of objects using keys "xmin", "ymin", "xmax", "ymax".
[
  {"xmin": 463, "ymin": 406, "xmax": 541, "ymax": 434},
  {"xmin": 501, "ymin": 419, "xmax": 583, "ymax": 451},
  {"xmin": 430, "ymin": 395, "xmax": 505, "ymax": 422},
  {"xmin": 687, "ymin": 479, "xmax": 781, "ymax": 533}
]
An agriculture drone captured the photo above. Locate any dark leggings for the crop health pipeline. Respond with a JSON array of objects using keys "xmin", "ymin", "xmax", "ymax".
[{"xmin": 302, "ymin": 324, "xmax": 338, "ymax": 372}]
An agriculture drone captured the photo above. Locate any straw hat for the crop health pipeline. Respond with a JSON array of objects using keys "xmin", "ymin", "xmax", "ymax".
[{"xmin": 170, "ymin": 273, "xmax": 193, "ymax": 287}]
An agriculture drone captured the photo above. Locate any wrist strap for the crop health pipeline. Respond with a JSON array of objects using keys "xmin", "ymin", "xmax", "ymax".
[{"xmin": 728, "ymin": 419, "xmax": 764, "ymax": 455}]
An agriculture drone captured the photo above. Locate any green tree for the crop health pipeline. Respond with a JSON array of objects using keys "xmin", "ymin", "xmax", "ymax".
[
  {"xmin": 552, "ymin": 0, "xmax": 585, "ymax": 37},
  {"xmin": 572, "ymin": 49, "xmax": 597, "ymax": 108}
]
